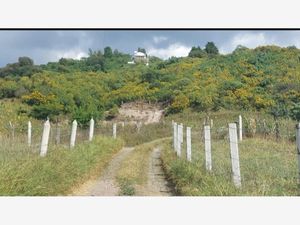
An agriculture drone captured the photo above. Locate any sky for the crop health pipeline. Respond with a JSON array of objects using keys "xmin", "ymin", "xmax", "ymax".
[{"xmin": 1, "ymin": 30, "xmax": 300, "ymax": 66}]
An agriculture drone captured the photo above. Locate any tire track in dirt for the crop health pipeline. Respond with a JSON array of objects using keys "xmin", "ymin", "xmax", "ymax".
[
  {"xmin": 147, "ymin": 147, "xmax": 173, "ymax": 196},
  {"xmin": 136, "ymin": 147, "xmax": 173, "ymax": 196}
]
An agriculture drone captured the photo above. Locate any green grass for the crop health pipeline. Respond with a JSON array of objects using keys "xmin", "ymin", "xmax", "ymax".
[
  {"xmin": 160, "ymin": 137, "xmax": 299, "ymax": 196},
  {"xmin": 117, "ymin": 178, "xmax": 136, "ymax": 196},
  {"xmin": 0, "ymin": 136, "xmax": 124, "ymax": 196}
]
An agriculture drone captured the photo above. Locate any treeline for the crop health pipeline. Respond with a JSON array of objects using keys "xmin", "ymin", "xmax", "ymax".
[{"xmin": 1, "ymin": 43, "xmax": 300, "ymax": 125}]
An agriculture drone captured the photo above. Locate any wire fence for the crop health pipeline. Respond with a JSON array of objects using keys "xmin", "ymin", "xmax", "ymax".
[
  {"xmin": 0, "ymin": 119, "xmax": 171, "ymax": 159},
  {"xmin": 172, "ymin": 117, "xmax": 300, "ymax": 194}
]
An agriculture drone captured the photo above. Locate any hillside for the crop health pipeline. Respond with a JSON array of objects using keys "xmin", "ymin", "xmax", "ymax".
[{"xmin": 1, "ymin": 44, "xmax": 300, "ymax": 127}]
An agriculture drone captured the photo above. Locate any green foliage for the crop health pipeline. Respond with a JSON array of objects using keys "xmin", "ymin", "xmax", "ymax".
[
  {"xmin": 105, "ymin": 105, "xmax": 119, "ymax": 120},
  {"xmin": 204, "ymin": 41, "xmax": 219, "ymax": 55},
  {"xmin": 31, "ymin": 101, "xmax": 63, "ymax": 120},
  {"xmin": 104, "ymin": 46, "xmax": 113, "ymax": 58},
  {"xmin": 18, "ymin": 57, "xmax": 34, "ymax": 66},
  {"xmin": 167, "ymin": 94, "xmax": 190, "ymax": 114},
  {"xmin": 1, "ymin": 44, "xmax": 300, "ymax": 122},
  {"xmin": 0, "ymin": 56, "xmax": 41, "ymax": 78},
  {"xmin": 117, "ymin": 178, "xmax": 136, "ymax": 196},
  {"xmin": 290, "ymin": 103, "xmax": 300, "ymax": 121},
  {"xmin": 141, "ymin": 68, "xmax": 161, "ymax": 83},
  {"xmin": 188, "ymin": 46, "xmax": 206, "ymax": 58}
]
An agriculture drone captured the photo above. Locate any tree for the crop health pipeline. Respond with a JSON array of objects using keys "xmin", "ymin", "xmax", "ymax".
[
  {"xmin": 138, "ymin": 47, "xmax": 147, "ymax": 55},
  {"xmin": 86, "ymin": 50, "xmax": 104, "ymax": 71},
  {"xmin": 188, "ymin": 46, "xmax": 206, "ymax": 58},
  {"xmin": 167, "ymin": 94, "xmax": 190, "ymax": 114},
  {"xmin": 232, "ymin": 45, "xmax": 249, "ymax": 54},
  {"xmin": 204, "ymin": 42, "xmax": 219, "ymax": 55},
  {"xmin": 0, "ymin": 56, "xmax": 40, "ymax": 78},
  {"xmin": 18, "ymin": 57, "xmax": 34, "ymax": 66},
  {"xmin": 104, "ymin": 46, "xmax": 113, "ymax": 58},
  {"xmin": 141, "ymin": 69, "xmax": 161, "ymax": 83}
]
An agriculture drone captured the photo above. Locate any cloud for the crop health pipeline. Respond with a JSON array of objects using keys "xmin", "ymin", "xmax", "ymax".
[
  {"xmin": 220, "ymin": 32, "xmax": 275, "ymax": 54},
  {"xmin": 153, "ymin": 36, "xmax": 168, "ymax": 44},
  {"xmin": 148, "ymin": 43, "xmax": 191, "ymax": 59},
  {"xmin": 49, "ymin": 48, "xmax": 88, "ymax": 61}
]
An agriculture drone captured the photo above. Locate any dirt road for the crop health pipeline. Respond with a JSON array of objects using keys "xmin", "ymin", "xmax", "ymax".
[
  {"xmin": 72, "ymin": 147, "xmax": 134, "ymax": 196},
  {"xmin": 72, "ymin": 143, "xmax": 173, "ymax": 196}
]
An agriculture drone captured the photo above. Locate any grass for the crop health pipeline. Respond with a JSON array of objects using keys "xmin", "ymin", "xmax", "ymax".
[
  {"xmin": 160, "ymin": 136, "xmax": 299, "ymax": 196},
  {"xmin": 116, "ymin": 138, "xmax": 171, "ymax": 196},
  {"xmin": 117, "ymin": 178, "xmax": 136, "ymax": 196},
  {"xmin": 0, "ymin": 136, "xmax": 124, "ymax": 196}
]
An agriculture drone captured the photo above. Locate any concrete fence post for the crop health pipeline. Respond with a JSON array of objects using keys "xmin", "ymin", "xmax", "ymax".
[
  {"xmin": 228, "ymin": 123, "xmax": 242, "ymax": 188},
  {"xmin": 70, "ymin": 120, "xmax": 77, "ymax": 149},
  {"xmin": 177, "ymin": 124, "xmax": 181, "ymax": 157},
  {"xmin": 28, "ymin": 121, "xmax": 32, "ymax": 147},
  {"xmin": 89, "ymin": 118, "xmax": 94, "ymax": 141},
  {"xmin": 113, "ymin": 123, "xmax": 117, "ymax": 139},
  {"xmin": 239, "ymin": 115, "xmax": 243, "ymax": 141},
  {"xmin": 204, "ymin": 125, "xmax": 212, "ymax": 171},
  {"xmin": 180, "ymin": 123, "xmax": 184, "ymax": 144},
  {"xmin": 295, "ymin": 123, "xmax": 300, "ymax": 184},
  {"xmin": 173, "ymin": 122, "xmax": 177, "ymax": 152},
  {"xmin": 40, "ymin": 119, "xmax": 51, "ymax": 157},
  {"xmin": 186, "ymin": 127, "xmax": 192, "ymax": 161}
]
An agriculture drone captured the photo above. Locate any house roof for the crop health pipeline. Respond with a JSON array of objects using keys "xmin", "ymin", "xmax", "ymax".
[{"xmin": 134, "ymin": 51, "xmax": 146, "ymax": 57}]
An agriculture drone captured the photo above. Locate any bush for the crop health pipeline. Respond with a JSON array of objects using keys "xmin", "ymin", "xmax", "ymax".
[
  {"xmin": 167, "ymin": 94, "xmax": 190, "ymax": 114},
  {"xmin": 105, "ymin": 105, "xmax": 119, "ymax": 120}
]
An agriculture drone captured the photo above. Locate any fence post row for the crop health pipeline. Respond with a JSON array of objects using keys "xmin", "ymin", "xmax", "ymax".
[
  {"xmin": 239, "ymin": 115, "xmax": 243, "ymax": 141},
  {"xmin": 228, "ymin": 123, "xmax": 242, "ymax": 188},
  {"xmin": 113, "ymin": 123, "xmax": 117, "ymax": 139},
  {"xmin": 89, "ymin": 118, "xmax": 94, "ymax": 141},
  {"xmin": 70, "ymin": 120, "xmax": 78, "ymax": 149},
  {"xmin": 40, "ymin": 119, "xmax": 51, "ymax": 157},
  {"xmin": 296, "ymin": 123, "xmax": 300, "ymax": 184},
  {"xmin": 28, "ymin": 121, "xmax": 32, "ymax": 147},
  {"xmin": 186, "ymin": 126, "xmax": 192, "ymax": 161},
  {"xmin": 204, "ymin": 125, "xmax": 212, "ymax": 171},
  {"xmin": 173, "ymin": 122, "xmax": 177, "ymax": 152}
]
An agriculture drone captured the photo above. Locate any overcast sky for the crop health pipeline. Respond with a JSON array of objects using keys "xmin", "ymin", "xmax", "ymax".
[{"xmin": 0, "ymin": 30, "xmax": 300, "ymax": 66}]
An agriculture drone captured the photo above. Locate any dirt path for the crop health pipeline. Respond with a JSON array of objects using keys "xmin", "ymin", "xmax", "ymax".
[
  {"xmin": 72, "ymin": 142, "xmax": 173, "ymax": 196},
  {"xmin": 136, "ymin": 147, "xmax": 173, "ymax": 196},
  {"xmin": 72, "ymin": 147, "xmax": 134, "ymax": 196}
]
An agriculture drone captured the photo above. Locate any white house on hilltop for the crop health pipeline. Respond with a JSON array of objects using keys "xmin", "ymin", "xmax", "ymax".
[{"xmin": 128, "ymin": 51, "xmax": 149, "ymax": 66}]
